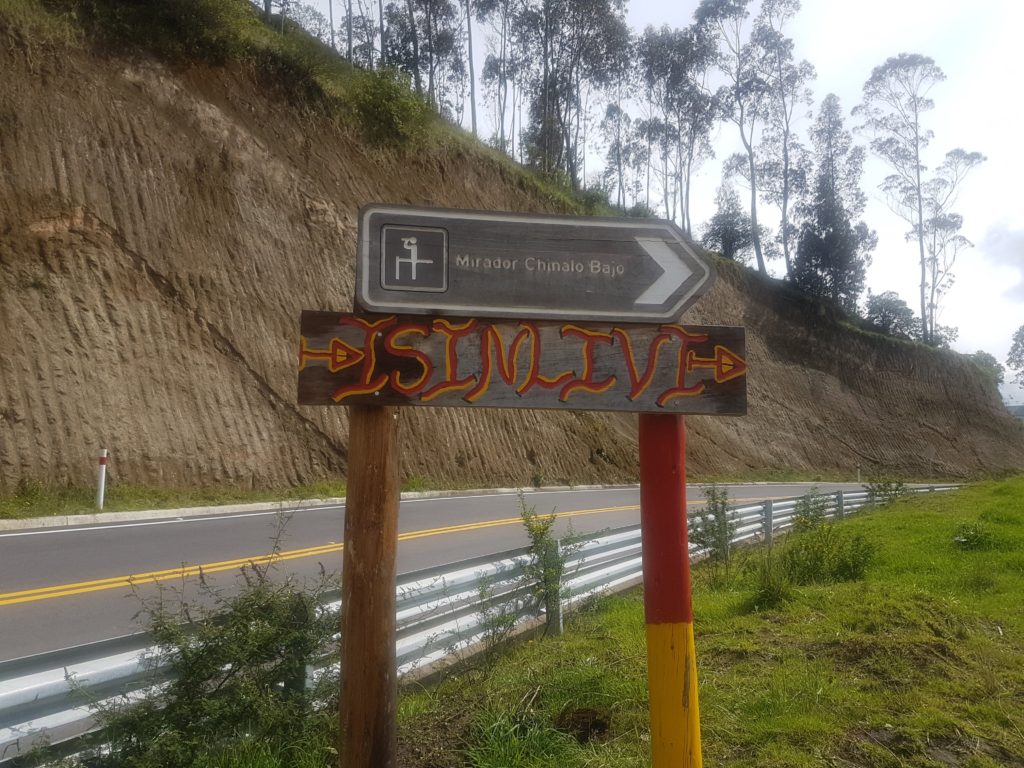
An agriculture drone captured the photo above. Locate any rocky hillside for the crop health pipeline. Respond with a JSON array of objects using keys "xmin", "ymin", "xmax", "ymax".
[{"xmin": 1, "ymin": 5, "xmax": 1022, "ymax": 492}]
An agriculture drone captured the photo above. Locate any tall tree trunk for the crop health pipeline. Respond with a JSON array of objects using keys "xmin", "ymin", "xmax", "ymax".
[
  {"xmin": 406, "ymin": 0, "xmax": 422, "ymax": 94},
  {"xmin": 328, "ymin": 0, "xmax": 336, "ymax": 50},
  {"xmin": 781, "ymin": 142, "xmax": 792, "ymax": 278},
  {"xmin": 425, "ymin": 0, "xmax": 435, "ymax": 104},
  {"xmin": 465, "ymin": 0, "xmax": 477, "ymax": 136},
  {"xmin": 915, "ymin": 143, "xmax": 929, "ymax": 344},
  {"xmin": 378, "ymin": 0, "xmax": 386, "ymax": 66},
  {"xmin": 645, "ymin": 130, "xmax": 652, "ymax": 211},
  {"xmin": 541, "ymin": 0, "xmax": 551, "ymax": 174},
  {"xmin": 739, "ymin": 117, "xmax": 766, "ymax": 274},
  {"xmin": 497, "ymin": 17, "xmax": 508, "ymax": 150},
  {"xmin": 264, "ymin": 0, "xmax": 273, "ymax": 24},
  {"xmin": 347, "ymin": 0, "xmax": 353, "ymax": 59}
]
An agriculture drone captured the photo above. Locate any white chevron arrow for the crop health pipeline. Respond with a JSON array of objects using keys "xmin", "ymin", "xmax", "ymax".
[{"xmin": 634, "ymin": 238, "xmax": 693, "ymax": 305}]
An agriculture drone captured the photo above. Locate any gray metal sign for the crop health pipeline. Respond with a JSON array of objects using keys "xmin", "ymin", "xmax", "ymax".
[{"xmin": 356, "ymin": 205, "xmax": 714, "ymax": 322}]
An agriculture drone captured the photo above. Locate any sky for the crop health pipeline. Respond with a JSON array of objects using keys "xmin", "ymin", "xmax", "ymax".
[{"xmin": 305, "ymin": 0, "xmax": 1024, "ymax": 403}]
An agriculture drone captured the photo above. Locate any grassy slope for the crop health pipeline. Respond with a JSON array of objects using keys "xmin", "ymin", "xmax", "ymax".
[{"xmin": 398, "ymin": 480, "xmax": 1024, "ymax": 767}]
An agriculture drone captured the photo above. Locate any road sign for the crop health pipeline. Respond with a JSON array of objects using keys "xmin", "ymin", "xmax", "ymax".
[
  {"xmin": 298, "ymin": 311, "xmax": 746, "ymax": 415},
  {"xmin": 356, "ymin": 205, "xmax": 714, "ymax": 322}
]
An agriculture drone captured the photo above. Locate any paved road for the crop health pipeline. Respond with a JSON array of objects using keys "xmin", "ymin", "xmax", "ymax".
[{"xmin": 0, "ymin": 483, "xmax": 867, "ymax": 661}]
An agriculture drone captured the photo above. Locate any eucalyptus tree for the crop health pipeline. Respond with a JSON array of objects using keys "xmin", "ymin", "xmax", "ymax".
[
  {"xmin": 476, "ymin": 0, "xmax": 533, "ymax": 153},
  {"xmin": 1008, "ymin": 325, "xmax": 1024, "ymax": 385},
  {"xmin": 855, "ymin": 53, "xmax": 984, "ymax": 345},
  {"xmin": 383, "ymin": 0, "xmax": 467, "ymax": 115},
  {"xmin": 600, "ymin": 102, "xmax": 632, "ymax": 208},
  {"xmin": 288, "ymin": 2, "xmax": 332, "ymax": 43},
  {"xmin": 696, "ymin": 0, "xmax": 770, "ymax": 273},
  {"xmin": 521, "ymin": 0, "xmax": 630, "ymax": 188},
  {"xmin": 750, "ymin": 0, "xmax": 813, "ymax": 277},
  {"xmin": 919, "ymin": 149, "xmax": 985, "ymax": 342},
  {"xmin": 635, "ymin": 24, "xmax": 716, "ymax": 236}
]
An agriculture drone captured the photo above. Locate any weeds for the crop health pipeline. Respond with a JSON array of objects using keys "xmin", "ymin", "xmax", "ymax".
[
  {"xmin": 781, "ymin": 524, "xmax": 875, "ymax": 585},
  {"xmin": 76, "ymin": 553, "xmax": 340, "ymax": 767},
  {"xmin": 476, "ymin": 572, "xmax": 522, "ymax": 665},
  {"xmin": 518, "ymin": 492, "xmax": 577, "ymax": 636},
  {"xmin": 747, "ymin": 545, "xmax": 791, "ymax": 609},
  {"xmin": 792, "ymin": 486, "xmax": 829, "ymax": 531},
  {"xmin": 690, "ymin": 484, "xmax": 737, "ymax": 585},
  {"xmin": 864, "ymin": 476, "xmax": 907, "ymax": 505},
  {"xmin": 953, "ymin": 520, "xmax": 994, "ymax": 550}
]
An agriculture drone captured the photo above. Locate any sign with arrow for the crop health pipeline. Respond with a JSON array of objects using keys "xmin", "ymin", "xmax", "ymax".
[
  {"xmin": 356, "ymin": 205, "xmax": 714, "ymax": 322},
  {"xmin": 298, "ymin": 311, "xmax": 746, "ymax": 415}
]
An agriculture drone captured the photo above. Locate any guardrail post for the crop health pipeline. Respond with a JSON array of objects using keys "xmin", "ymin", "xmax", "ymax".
[
  {"xmin": 762, "ymin": 500, "xmax": 773, "ymax": 546},
  {"xmin": 835, "ymin": 490, "xmax": 845, "ymax": 520}
]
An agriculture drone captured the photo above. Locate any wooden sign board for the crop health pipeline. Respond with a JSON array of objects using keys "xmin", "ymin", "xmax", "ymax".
[{"xmin": 298, "ymin": 311, "xmax": 746, "ymax": 415}]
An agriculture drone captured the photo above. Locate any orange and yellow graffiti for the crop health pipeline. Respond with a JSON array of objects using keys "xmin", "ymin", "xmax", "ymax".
[{"xmin": 298, "ymin": 314, "xmax": 746, "ymax": 412}]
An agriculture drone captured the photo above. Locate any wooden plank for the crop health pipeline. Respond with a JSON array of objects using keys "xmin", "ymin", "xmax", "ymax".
[
  {"xmin": 298, "ymin": 311, "xmax": 746, "ymax": 415},
  {"xmin": 340, "ymin": 404, "xmax": 400, "ymax": 768}
]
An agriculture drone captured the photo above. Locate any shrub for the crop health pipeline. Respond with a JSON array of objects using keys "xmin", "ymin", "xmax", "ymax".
[
  {"xmin": 519, "ymin": 492, "xmax": 574, "ymax": 636},
  {"xmin": 82, "ymin": 564, "xmax": 339, "ymax": 767},
  {"xmin": 864, "ymin": 476, "xmax": 907, "ymax": 505},
  {"xmin": 349, "ymin": 68, "xmax": 430, "ymax": 148},
  {"xmin": 690, "ymin": 485, "xmax": 737, "ymax": 586},
  {"xmin": 792, "ymin": 487, "xmax": 829, "ymax": 532},
  {"xmin": 782, "ymin": 524, "xmax": 875, "ymax": 585}
]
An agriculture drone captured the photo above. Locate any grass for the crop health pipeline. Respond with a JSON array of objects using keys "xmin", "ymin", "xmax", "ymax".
[
  {"xmin": 396, "ymin": 479, "xmax": 1024, "ymax": 767},
  {"xmin": 0, "ymin": 479, "xmax": 348, "ymax": 520}
]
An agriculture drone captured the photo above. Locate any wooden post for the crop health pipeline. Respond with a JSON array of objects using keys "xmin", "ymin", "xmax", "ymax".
[
  {"xmin": 639, "ymin": 414, "xmax": 702, "ymax": 767},
  {"xmin": 341, "ymin": 405, "xmax": 400, "ymax": 768}
]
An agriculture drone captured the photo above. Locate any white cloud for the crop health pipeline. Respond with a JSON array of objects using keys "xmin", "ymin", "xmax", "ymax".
[{"xmin": 981, "ymin": 224, "xmax": 1024, "ymax": 303}]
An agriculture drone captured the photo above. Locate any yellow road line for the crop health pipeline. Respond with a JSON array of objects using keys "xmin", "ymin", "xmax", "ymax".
[{"xmin": 0, "ymin": 502, "xmax": 648, "ymax": 607}]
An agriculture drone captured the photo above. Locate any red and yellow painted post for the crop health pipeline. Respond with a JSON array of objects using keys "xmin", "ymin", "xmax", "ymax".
[{"xmin": 639, "ymin": 413, "xmax": 702, "ymax": 767}]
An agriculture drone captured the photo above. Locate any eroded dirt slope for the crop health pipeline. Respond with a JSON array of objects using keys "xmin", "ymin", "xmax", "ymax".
[{"xmin": 1, "ymin": 35, "xmax": 1021, "ymax": 491}]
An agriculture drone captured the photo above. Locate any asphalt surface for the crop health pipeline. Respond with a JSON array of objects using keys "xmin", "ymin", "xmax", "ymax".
[{"xmin": 0, "ymin": 483, "xmax": 868, "ymax": 661}]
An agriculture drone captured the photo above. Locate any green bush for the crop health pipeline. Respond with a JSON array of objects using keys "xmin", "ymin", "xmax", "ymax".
[
  {"xmin": 864, "ymin": 476, "xmax": 907, "ymax": 505},
  {"xmin": 792, "ymin": 487, "xmax": 829, "ymax": 532},
  {"xmin": 782, "ymin": 524, "xmax": 875, "ymax": 585},
  {"xmin": 691, "ymin": 485, "xmax": 737, "ymax": 586},
  {"xmin": 349, "ymin": 69, "xmax": 430, "ymax": 148},
  {"xmin": 80, "ymin": 566, "xmax": 340, "ymax": 767},
  {"xmin": 49, "ymin": 0, "xmax": 247, "ymax": 62}
]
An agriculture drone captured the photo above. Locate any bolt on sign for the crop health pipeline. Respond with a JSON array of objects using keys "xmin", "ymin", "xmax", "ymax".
[{"xmin": 298, "ymin": 312, "xmax": 745, "ymax": 415}]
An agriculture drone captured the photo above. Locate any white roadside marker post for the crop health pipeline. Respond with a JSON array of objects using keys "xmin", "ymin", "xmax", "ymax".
[{"xmin": 96, "ymin": 449, "xmax": 108, "ymax": 510}]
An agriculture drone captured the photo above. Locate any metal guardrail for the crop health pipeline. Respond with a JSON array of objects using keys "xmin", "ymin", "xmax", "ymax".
[{"xmin": 0, "ymin": 485, "xmax": 960, "ymax": 763}]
